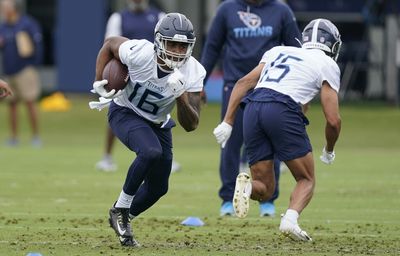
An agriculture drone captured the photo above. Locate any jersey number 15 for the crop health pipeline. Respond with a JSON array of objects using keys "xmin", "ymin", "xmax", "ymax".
[{"xmin": 259, "ymin": 53, "xmax": 303, "ymax": 83}]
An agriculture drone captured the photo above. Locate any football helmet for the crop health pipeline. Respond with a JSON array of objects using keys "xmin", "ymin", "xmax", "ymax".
[
  {"xmin": 302, "ymin": 18, "xmax": 342, "ymax": 61},
  {"xmin": 154, "ymin": 13, "xmax": 196, "ymax": 69}
]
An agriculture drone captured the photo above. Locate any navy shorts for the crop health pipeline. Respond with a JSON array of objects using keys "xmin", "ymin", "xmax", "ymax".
[
  {"xmin": 108, "ymin": 102, "xmax": 175, "ymax": 155},
  {"xmin": 242, "ymin": 88, "xmax": 312, "ymax": 164}
]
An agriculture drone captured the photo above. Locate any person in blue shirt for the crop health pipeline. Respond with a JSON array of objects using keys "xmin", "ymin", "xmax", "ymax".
[
  {"xmin": 0, "ymin": 0, "xmax": 43, "ymax": 147},
  {"xmin": 201, "ymin": 0, "xmax": 301, "ymax": 217}
]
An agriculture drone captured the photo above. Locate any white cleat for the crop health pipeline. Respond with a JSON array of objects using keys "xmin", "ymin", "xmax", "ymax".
[
  {"xmin": 95, "ymin": 158, "xmax": 117, "ymax": 172},
  {"xmin": 233, "ymin": 172, "xmax": 252, "ymax": 218},
  {"xmin": 279, "ymin": 215, "xmax": 312, "ymax": 242}
]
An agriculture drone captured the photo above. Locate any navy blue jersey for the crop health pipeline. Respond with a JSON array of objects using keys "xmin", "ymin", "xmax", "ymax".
[
  {"xmin": 201, "ymin": 0, "xmax": 300, "ymax": 83},
  {"xmin": 0, "ymin": 15, "xmax": 43, "ymax": 75}
]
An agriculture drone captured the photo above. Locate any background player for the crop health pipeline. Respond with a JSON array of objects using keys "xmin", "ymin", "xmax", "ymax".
[
  {"xmin": 214, "ymin": 18, "xmax": 342, "ymax": 241},
  {"xmin": 0, "ymin": 0, "xmax": 43, "ymax": 147}
]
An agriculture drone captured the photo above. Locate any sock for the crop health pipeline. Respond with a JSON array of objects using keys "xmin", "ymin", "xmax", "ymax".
[
  {"xmin": 284, "ymin": 209, "xmax": 299, "ymax": 223},
  {"xmin": 115, "ymin": 190, "xmax": 134, "ymax": 208},
  {"xmin": 104, "ymin": 154, "xmax": 112, "ymax": 161}
]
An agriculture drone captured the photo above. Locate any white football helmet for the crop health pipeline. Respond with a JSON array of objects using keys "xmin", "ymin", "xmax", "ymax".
[
  {"xmin": 154, "ymin": 13, "xmax": 196, "ymax": 69},
  {"xmin": 302, "ymin": 18, "xmax": 342, "ymax": 61}
]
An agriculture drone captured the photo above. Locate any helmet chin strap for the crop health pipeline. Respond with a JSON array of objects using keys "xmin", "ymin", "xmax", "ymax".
[{"xmin": 155, "ymin": 55, "xmax": 174, "ymax": 73}]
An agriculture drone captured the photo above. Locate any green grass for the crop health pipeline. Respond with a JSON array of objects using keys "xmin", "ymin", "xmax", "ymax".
[{"xmin": 0, "ymin": 96, "xmax": 399, "ymax": 255}]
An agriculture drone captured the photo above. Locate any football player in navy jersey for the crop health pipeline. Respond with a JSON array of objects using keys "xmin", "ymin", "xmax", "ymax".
[
  {"xmin": 90, "ymin": 13, "xmax": 205, "ymax": 247},
  {"xmin": 201, "ymin": 0, "xmax": 301, "ymax": 217},
  {"xmin": 214, "ymin": 18, "xmax": 342, "ymax": 241}
]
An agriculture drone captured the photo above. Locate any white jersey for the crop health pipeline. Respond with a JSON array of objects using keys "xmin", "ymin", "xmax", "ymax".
[
  {"xmin": 255, "ymin": 46, "xmax": 341, "ymax": 105},
  {"xmin": 114, "ymin": 39, "xmax": 205, "ymax": 124}
]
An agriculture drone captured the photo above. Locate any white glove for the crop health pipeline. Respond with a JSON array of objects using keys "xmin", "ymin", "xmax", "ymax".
[
  {"xmin": 167, "ymin": 69, "xmax": 186, "ymax": 98},
  {"xmin": 213, "ymin": 121, "xmax": 233, "ymax": 148},
  {"xmin": 320, "ymin": 147, "xmax": 335, "ymax": 165},
  {"xmin": 88, "ymin": 97, "xmax": 112, "ymax": 111},
  {"xmin": 92, "ymin": 79, "xmax": 122, "ymax": 99}
]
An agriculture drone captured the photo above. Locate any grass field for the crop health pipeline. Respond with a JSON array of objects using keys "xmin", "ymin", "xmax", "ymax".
[{"xmin": 0, "ymin": 96, "xmax": 399, "ymax": 256}]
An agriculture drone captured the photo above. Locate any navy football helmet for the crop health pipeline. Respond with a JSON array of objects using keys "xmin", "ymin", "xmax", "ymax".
[
  {"xmin": 302, "ymin": 19, "xmax": 342, "ymax": 61},
  {"xmin": 154, "ymin": 13, "xmax": 196, "ymax": 69}
]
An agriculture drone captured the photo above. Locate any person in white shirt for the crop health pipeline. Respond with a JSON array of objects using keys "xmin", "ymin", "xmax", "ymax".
[
  {"xmin": 213, "ymin": 18, "xmax": 342, "ymax": 242},
  {"xmin": 90, "ymin": 13, "xmax": 205, "ymax": 247}
]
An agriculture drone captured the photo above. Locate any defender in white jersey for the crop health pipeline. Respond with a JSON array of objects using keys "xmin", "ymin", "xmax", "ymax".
[
  {"xmin": 214, "ymin": 18, "xmax": 342, "ymax": 241},
  {"xmin": 91, "ymin": 13, "xmax": 205, "ymax": 247}
]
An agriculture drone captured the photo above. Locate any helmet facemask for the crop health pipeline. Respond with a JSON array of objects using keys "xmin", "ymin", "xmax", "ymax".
[{"xmin": 155, "ymin": 33, "xmax": 195, "ymax": 69}]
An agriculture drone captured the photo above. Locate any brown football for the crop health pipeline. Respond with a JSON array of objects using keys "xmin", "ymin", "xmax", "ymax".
[{"xmin": 102, "ymin": 58, "xmax": 129, "ymax": 92}]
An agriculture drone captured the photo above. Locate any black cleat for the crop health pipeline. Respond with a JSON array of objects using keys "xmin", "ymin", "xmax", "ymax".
[
  {"xmin": 109, "ymin": 206, "xmax": 140, "ymax": 247},
  {"xmin": 119, "ymin": 236, "xmax": 140, "ymax": 247}
]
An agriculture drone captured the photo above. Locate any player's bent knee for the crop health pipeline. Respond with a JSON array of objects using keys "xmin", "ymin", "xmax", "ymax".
[
  {"xmin": 138, "ymin": 147, "xmax": 163, "ymax": 162},
  {"xmin": 151, "ymin": 186, "xmax": 169, "ymax": 200}
]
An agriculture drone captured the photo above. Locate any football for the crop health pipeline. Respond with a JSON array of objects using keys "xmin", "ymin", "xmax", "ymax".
[{"xmin": 102, "ymin": 58, "xmax": 129, "ymax": 92}]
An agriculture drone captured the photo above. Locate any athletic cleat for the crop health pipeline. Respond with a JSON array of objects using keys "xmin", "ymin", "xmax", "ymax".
[
  {"xmin": 279, "ymin": 214, "xmax": 312, "ymax": 242},
  {"xmin": 31, "ymin": 136, "xmax": 42, "ymax": 148},
  {"xmin": 119, "ymin": 235, "xmax": 140, "ymax": 247},
  {"xmin": 109, "ymin": 206, "xmax": 139, "ymax": 247},
  {"xmin": 233, "ymin": 172, "xmax": 252, "ymax": 218},
  {"xmin": 220, "ymin": 201, "xmax": 235, "ymax": 216},
  {"xmin": 5, "ymin": 138, "xmax": 19, "ymax": 147},
  {"xmin": 259, "ymin": 202, "xmax": 275, "ymax": 217},
  {"xmin": 96, "ymin": 157, "xmax": 117, "ymax": 172}
]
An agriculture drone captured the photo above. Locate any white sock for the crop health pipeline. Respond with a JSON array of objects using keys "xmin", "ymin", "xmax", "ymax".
[
  {"xmin": 284, "ymin": 209, "xmax": 299, "ymax": 223},
  {"xmin": 104, "ymin": 154, "xmax": 113, "ymax": 161},
  {"xmin": 115, "ymin": 190, "xmax": 134, "ymax": 208}
]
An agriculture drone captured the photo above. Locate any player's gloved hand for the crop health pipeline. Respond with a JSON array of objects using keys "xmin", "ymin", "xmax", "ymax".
[
  {"xmin": 320, "ymin": 147, "xmax": 335, "ymax": 165},
  {"xmin": 213, "ymin": 121, "xmax": 232, "ymax": 148},
  {"xmin": 92, "ymin": 79, "xmax": 122, "ymax": 99},
  {"xmin": 167, "ymin": 68, "xmax": 186, "ymax": 98},
  {"xmin": 88, "ymin": 96, "xmax": 112, "ymax": 111}
]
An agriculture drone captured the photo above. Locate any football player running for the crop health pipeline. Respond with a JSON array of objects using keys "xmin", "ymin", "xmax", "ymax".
[
  {"xmin": 90, "ymin": 13, "xmax": 205, "ymax": 246},
  {"xmin": 213, "ymin": 18, "xmax": 342, "ymax": 241}
]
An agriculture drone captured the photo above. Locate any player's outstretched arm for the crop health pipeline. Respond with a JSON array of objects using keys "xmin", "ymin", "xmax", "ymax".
[
  {"xmin": 176, "ymin": 91, "xmax": 201, "ymax": 132},
  {"xmin": 320, "ymin": 81, "xmax": 341, "ymax": 152}
]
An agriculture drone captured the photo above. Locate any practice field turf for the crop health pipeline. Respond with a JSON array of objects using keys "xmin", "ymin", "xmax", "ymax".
[{"xmin": 0, "ymin": 96, "xmax": 399, "ymax": 255}]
